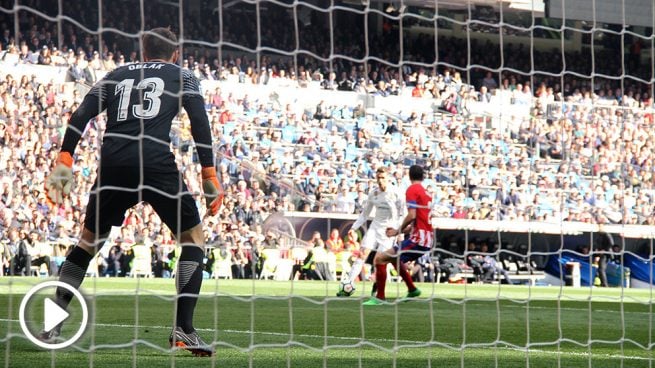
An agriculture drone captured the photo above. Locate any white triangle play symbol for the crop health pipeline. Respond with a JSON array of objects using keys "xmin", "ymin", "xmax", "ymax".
[{"xmin": 44, "ymin": 298, "xmax": 69, "ymax": 332}]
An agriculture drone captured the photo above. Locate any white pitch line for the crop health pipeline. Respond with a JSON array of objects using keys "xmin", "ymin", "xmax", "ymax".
[
  {"xmin": 1, "ymin": 319, "xmax": 652, "ymax": 361},
  {"xmin": 498, "ymin": 304, "xmax": 654, "ymax": 315}
]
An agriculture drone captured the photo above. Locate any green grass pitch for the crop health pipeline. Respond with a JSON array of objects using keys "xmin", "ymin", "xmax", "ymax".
[{"xmin": 1, "ymin": 277, "xmax": 653, "ymax": 367}]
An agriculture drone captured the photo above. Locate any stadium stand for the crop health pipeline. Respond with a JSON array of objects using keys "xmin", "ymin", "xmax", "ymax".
[{"xmin": 1, "ymin": 1, "xmax": 654, "ymax": 285}]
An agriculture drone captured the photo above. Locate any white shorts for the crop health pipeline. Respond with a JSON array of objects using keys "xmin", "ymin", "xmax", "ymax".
[{"xmin": 361, "ymin": 224, "xmax": 394, "ymax": 252}]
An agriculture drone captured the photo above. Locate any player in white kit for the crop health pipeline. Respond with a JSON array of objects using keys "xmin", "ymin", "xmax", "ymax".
[{"xmin": 337, "ymin": 167, "xmax": 404, "ymax": 296}]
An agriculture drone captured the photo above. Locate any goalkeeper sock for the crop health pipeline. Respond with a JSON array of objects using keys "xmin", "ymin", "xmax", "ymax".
[
  {"xmin": 375, "ymin": 264, "xmax": 387, "ymax": 300},
  {"xmin": 55, "ymin": 246, "xmax": 94, "ymax": 309},
  {"xmin": 175, "ymin": 246, "xmax": 204, "ymax": 334},
  {"xmin": 393, "ymin": 261, "xmax": 417, "ymax": 292}
]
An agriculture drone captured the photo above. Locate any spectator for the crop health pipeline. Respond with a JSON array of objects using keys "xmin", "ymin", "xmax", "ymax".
[
  {"xmin": 334, "ymin": 187, "xmax": 355, "ymax": 214},
  {"xmin": 480, "ymin": 243, "xmax": 512, "ymax": 284},
  {"xmin": 337, "ymin": 72, "xmax": 353, "ymax": 91},
  {"xmin": 306, "ymin": 231, "xmax": 333, "ymax": 281},
  {"xmin": 103, "ymin": 52, "xmax": 117, "ymax": 70},
  {"xmin": 104, "ymin": 243, "xmax": 122, "ymax": 277},
  {"xmin": 466, "ymin": 242, "xmax": 484, "ymax": 282},
  {"xmin": 410, "ymin": 253, "xmax": 435, "ymax": 283},
  {"xmin": 594, "ymin": 232, "xmax": 614, "ymax": 287},
  {"xmin": 480, "ymin": 71, "xmax": 498, "ymax": 91},
  {"xmin": 231, "ymin": 241, "xmax": 248, "ymax": 279},
  {"xmin": 433, "ymin": 253, "xmax": 465, "ymax": 283},
  {"xmin": 6, "ymin": 227, "xmax": 30, "ymax": 275},
  {"xmin": 478, "ymin": 86, "xmax": 492, "ymax": 103},
  {"xmin": 38, "ymin": 46, "xmax": 52, "ymax": 65},
  {"xmin": 27, "ymin": 231, "xmax": 52, "ymax": 275},
  {"xmin": 326, "ymin": 228, "xmax": 344, "ymax": 253}
]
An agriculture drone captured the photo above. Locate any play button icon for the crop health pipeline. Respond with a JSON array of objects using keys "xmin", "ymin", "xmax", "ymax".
[
  {"xmin": 43, "ymin": 298, "xmax": 70, "ymax": 332},
  {"xmin": 19, "ymin": 281, "xmax": 89, "ymax": 350}
]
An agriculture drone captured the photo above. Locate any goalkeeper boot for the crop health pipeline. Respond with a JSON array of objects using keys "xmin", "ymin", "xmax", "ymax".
[
  {"xmin": 37, "ymin": 324, "xmax": 62, "ymax": 344},
  {"xmin": 169, "ymin": 326, "xmax": 214, "ymax": 357}
]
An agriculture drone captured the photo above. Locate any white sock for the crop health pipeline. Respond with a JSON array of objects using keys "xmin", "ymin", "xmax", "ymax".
[{"xmin": 348, "ymin": 259, "xmax": 364, "ymax": 281}]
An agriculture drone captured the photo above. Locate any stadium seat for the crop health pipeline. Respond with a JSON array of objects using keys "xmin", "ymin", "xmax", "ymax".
[
  {"xmin": 335, "ymin": 251, "xmax": 352, "ymax": 279},
  {"xmin": 259, "ymin": 248, "xmax": 281, "ymax": 280},
  {"xmin": 342, "ymin": 123, "xmax": 355, "ymax": 135},
  {"xmin": 326, "ymin": 251, "xmax": 337, "ymax": 281},
  {"xmin": 282, "ymin": 126, "xmax": 296, "ymax": 142},
  {"xmin": 86, "ymin": 255, "xmax": 101, "ymax": 278},
  {"xmin": 502, "ymin": 259, "xmax": 519, "ymax": 274},
  {"xmin": 130, "ymin": 245, "xmax": 152, "ymax": 278},
  {"xmin": 345, "ymin": 145, "xmax": 359, "ymax": 161},
  {"xmin": 289, "ymin": 247, "xmax": 309, "ymax": 267},
  {"xmin": 273, "ymin": 259, "xmax": 294, "ymax": 281},
  {"xmin": 30, "ymin": 266, "xmax": 40, "ymax": 277},
  {"xmin": 211, "ymin": 248, "xmax": 232, "ymax": 279},
  {"xmin": 222, "ymin": 121, "xmax": 236, "ymax": 136}
]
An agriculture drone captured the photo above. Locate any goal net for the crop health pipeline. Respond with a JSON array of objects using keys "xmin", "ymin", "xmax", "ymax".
[{"xmin": 1, "ymin": 0, "xmax": 654, "ymax": 367}]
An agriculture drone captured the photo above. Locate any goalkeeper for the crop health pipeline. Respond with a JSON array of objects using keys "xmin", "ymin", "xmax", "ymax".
[
  {"xmin": 338, "ymin": 167, "xmax": 404, "ymax": 296},
  {"xmin": 41, "ymin": 27, "xmax": 222, "ymax": 357}
]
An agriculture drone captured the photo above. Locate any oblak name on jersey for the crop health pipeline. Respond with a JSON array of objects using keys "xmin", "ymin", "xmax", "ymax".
[{"xmin": 127, "ymin": 63, "xmax": 165, "ymax": 70}]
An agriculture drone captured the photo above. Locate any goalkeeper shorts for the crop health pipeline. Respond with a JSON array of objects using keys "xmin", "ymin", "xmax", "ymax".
[{"xmin": 84, "ymin": 166, "xmax": 201, "ymax": 236}]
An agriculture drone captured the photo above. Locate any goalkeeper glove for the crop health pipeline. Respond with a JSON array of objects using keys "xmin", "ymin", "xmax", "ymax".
[
  {"xmin": 45, "ymin": 152, "xmax": 74, "ymax": 207},
  {"xmin": 201, "ymin": 167, "xmax": 224, "ymax": 216}
]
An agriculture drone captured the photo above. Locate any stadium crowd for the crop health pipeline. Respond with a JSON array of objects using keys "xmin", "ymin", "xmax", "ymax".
[{"xmin": 1, "ymin": 1, "xmax": 655, "ymax": 279}]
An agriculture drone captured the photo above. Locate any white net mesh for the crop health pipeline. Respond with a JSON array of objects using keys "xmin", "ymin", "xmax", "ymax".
[{"xmin": 1, "ymin": 0, "xmax": 655, "ymax": 367}]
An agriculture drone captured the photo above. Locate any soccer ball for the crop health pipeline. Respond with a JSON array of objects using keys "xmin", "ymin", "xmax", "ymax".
[{"xmin": 339, "ymin": 278, "xmax": 356, "ymax": 296}]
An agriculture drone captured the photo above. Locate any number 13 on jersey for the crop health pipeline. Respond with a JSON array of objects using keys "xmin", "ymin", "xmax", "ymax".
[{"xmin": 115, "ymin": 77, "xmax": 164, "ymax": 121}]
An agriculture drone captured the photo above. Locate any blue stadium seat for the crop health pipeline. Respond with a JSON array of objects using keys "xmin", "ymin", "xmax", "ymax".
[
  {"xmin": 375, "ymin": 119, "xmax": 387, "ymax": 135},
  {"xmin": 282, "ymin": 126, "xmax": 296, "ymax": 143},
  {"xmin": 223, "ymin": 122, "xmax": 236, "ymax": 136},
  {"xmin": 345, "ymin": 145, "xmax": 359, "ymax": 161}
]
